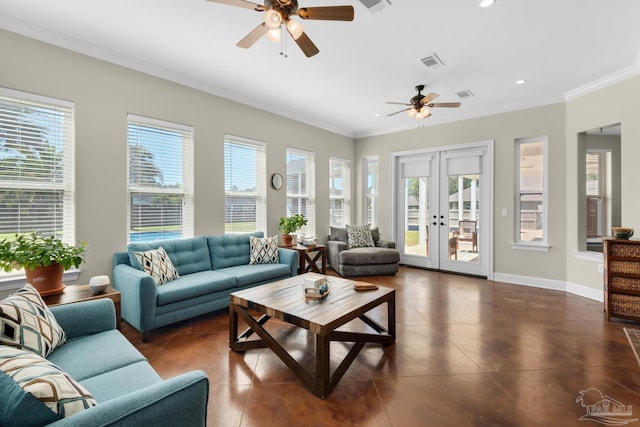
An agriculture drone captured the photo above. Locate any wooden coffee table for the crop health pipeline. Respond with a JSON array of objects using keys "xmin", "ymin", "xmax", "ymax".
[{"xmin": 229, "ymin": 273, "xmax": 395, "ymax": 399}]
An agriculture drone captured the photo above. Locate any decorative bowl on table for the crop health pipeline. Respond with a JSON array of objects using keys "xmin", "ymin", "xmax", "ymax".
[
  {"xmin": 89, "ymin": 275, "xmax": 110, "ymax": 293},
  {"xmin": 612, "ymin": 227, "xmax": 634, "ymax": 240}
]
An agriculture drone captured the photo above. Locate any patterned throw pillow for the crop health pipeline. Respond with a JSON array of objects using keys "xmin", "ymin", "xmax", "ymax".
[
  {"xmin": 0, "ymin": 346, "xmax": 97, "ymax": 420},
  {"xmin": 0, "ymin": 284, "xmax": 66, "ymax": 358},
  {"xmin": 346, "ymin": 224, "xmax": 375, "ymax": 249},
  {"xmin": 133, "ymin": 247, "xmax": 180, "ymax": 286},
  {"xmin": 249, "ymin": 236, "xmax": 280, "ymax": 265}
]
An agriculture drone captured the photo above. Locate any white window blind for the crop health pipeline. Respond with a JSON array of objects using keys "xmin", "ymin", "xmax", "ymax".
[
  {"xmin": 127, "ymin": 114, "xmax": 194, "ymax": 243},
  {"xmin": 286, "ymin": 148, "xmax": 315, "ymax": 237},
  {"xmin": 224, "ymin": 135, "xmax": 266, "ymax": 233},
  {"xmin": 515, "ymin": 137, "xmax": 547, "ymax": 244},
  {"xmin": 0, "ymin": 89, "xmax": 75, "ymax": 247},
  {"xmin": 329, "ymin": 157, "xmax": 351, "ymax": 227},
  {"xmin": 364, "ymin": 157, "xmax": 378, "ymax": 227}
]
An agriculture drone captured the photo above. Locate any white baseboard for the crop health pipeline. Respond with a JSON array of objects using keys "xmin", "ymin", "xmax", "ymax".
[{"xmin": 493, "ymin": 272, "xmax": 603, "ymax": 302}]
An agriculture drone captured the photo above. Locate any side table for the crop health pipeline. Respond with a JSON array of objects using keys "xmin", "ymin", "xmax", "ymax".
[
  {"xmin": 282, "ymin": 244, "xmax": 327, "ymax": 275},
  {"xmin": 43, "ymin": 284, "xmax": 122, "ymax": 330}
]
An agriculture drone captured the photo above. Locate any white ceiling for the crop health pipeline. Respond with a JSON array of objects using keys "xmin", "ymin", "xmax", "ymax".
[{"xmin": 1, "ymin": 0, "xmax": 640, "ymax": 138}]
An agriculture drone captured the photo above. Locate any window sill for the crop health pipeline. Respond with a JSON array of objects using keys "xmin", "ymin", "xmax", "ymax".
[
  {"xmin": 511, "ymin": 242, "xmax": 551, "ymax": 252},
  {"xmin": 573, "ymin": 251, "xmax": 604, "ymax": 262},
  {"xmin": 0, "ymin": 269, "xmax": 81, "ymax": 292}
]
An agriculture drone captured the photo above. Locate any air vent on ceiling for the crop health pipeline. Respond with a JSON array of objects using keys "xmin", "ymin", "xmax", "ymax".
[
  {"xmin": 419, "ymin": 54, "xmax": 444, "ymax": 69},
  {"xmin": 456, "ymin": 90, "xmax": 475, "ymax": 99},
  {"xmin": 357, "ymin": 0, "xmax": 391, "ymax": 13}
]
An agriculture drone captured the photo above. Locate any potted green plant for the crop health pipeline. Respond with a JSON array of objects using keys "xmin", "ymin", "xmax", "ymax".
[
  {"xmin": 0, "ymin": 232, "xmax": 87, "ymax": 296},
  {"xmin": 278, "ymin": 214, "xmax": 307, "ymax": 247}
]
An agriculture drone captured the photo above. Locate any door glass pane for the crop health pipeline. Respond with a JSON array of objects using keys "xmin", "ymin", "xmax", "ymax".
[
  {"xmin": 448, "ymin": 174, "xmax": 480, "ymax": 262},
  {"xmin": 404, "ymin": 177, "xmax": 429, "ymax": 257}
]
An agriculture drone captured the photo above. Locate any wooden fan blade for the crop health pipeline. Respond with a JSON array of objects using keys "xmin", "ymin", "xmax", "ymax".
[
  {"xmin": 427, "ymin": 102, "xmax": 461, "ymax": 108},
  {"xmin": 292, "ymin": 31, "xmax": 320, "ymax": 57},
  {"xmin": 420, "ymin": 92, "xmax": 440, "ymax": 105},
  {"xmin": 207, "ymin": 0, "xmax": 264, "ymax": 11},
  {"xmin": 297, "ymin": 6, "xmax": 354, "ymax": 21},
  {"xmin": 237, "ymin": 23, "xmax": 269, "ymax": 48},
  {"xmin": 387, "ymin": 107, "xmax": 412, "ymax": 117},
  {"xmin": 385, "ymin": 101, "xmax": 412, "ymax": 106}
]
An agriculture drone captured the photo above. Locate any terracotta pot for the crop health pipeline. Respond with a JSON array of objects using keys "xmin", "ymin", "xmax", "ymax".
[
  {"xmin": 24, "ymin": 263, "xmax": 65, "ymax": 296},
  {"xmin": 281, "ymin": 234, "xmax": 293, "ymax": 247}
]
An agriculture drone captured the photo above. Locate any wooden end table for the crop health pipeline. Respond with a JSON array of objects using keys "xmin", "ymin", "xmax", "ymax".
[
  {"xmin": 282, "ymin": 244, "xmax": 327, "ymax": 275},
  {"xmin": 43, "ymin": 284, "xmax": 122, "ymax": 330},
  {"xmin": 229, "ymin": 274, "xmax": 395, "ymax": 399}
]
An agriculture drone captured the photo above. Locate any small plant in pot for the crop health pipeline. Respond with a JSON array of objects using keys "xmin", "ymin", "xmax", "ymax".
[
  {"xmin": 0, "ymin": 232, "xmax": 87, "ymax": 296},
  {"xmin": 278, "ymin": 214, "xmax": 307, "ymax": 247}
]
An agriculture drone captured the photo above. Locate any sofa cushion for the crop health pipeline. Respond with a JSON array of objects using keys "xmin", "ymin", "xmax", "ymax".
[
  {"xmin": 370, "ymin": 227, "xmax": 381, "ymax": 243},
  {"xmin": 156, "ymin": 271, "xmax": 237, "ymax": 306},
  {"xmin": 48, "ymin": 330, "xmax": 147, "ymax": 381},
  {"xmin": 249, "ymin": 235, "xmax": 280, "ymax": 264},
  {"xmin": 329, "ymin": 226, "xmax": 348, "ymax": 243},
  {"xmin": 0, "ymin": 369, "xmax": 61, "ymax": 427},
  {"xmin": 0, "ymin": 283, "xmax": 66, "ymax": 357},
  {"xmin": 217, "ymin": 264, "xmax": 291, "ymax": 287},
  {"xmin": 208, "ymin": 232, "xmax": 263, "ymax": 269},
  {"xmin": 127, "ymin": 236, "xmax": 212, "ymax": 275},
  {"xmin": 340, "ymin": 247, "xmax": 400, "ymax": 265},
  {"xmin": 346, "ymin": 224, "xmax": 375, "ymax": 249},
  {"xmin": 79, "ymin": 360, "xmax": 161, "ymax": 403},
  {"xmin": 133, "ymin": 247, "xmax": 180, "ymax": 286},
  {"xmin": 0, "ymin": 346, "xmax": 96, "ymax": 422}
]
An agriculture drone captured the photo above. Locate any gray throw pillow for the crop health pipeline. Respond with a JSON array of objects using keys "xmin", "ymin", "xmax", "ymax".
[{"xmin": 329, "ymin": 226, "xmax": 348, "ymax": 243}]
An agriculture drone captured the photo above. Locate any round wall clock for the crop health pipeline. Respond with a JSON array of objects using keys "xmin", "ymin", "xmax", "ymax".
[{"xmin": 270, "ymin": 172, "xmax": 283, "ymax": 190}]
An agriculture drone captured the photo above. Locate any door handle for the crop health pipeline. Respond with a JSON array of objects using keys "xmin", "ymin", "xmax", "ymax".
[
  {"xmin": 440, "ymin": 222, "xmax": 446, "ymax": 226},
  {"xmin": 432, "ymin": 222, "xmax": 437, "ymax": 226}
]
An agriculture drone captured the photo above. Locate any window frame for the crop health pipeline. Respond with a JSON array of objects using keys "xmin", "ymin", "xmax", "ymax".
[
  {"xmin": 362, "ymin": 156, "xmax": 378, "ymax": 227},
  {"xmin": 0, "ymin": 87, "xmax": 78, "ymax": 284},
  {"xmin": 286, "ymin": 147, "xmax": 315, "ymax": 237},
  {"xmin": 513, "ymin": 136, "xmax": 549, "ymax": 250},
  {"xmin": 126, "ymin": 114, "xmax": 194, "ymax": 244},
  {"xmin": 329, "ymin": 156, "xmax": 351, "ymax": 227},
  {"xmin": 223, "ymin": 134, "xmax": 267, "ymax": 234}
]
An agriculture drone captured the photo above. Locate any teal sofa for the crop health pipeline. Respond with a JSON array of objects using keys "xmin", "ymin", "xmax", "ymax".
[
  {"xmin": 3, "ymin": 298, "xmax": 209, "ymax": 426},
  {"xmin": 113, "ymin": 232, "xmax": 298, "ymax": 341}
]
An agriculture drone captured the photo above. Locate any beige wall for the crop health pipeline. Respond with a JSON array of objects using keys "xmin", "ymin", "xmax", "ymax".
[
  {"xmin": 0, "ymin": 29, "xmax": 354, "ymax": 291},
  {"xmin": 355, "ymin": 104, "xmax": 568, "ymax": 281},
  {"xmin": 565, "ymin": 75, "xmax": 640, "ymax": 289}
]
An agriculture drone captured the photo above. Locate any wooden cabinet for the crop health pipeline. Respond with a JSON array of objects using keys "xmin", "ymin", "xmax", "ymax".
[{"xmin": 603, "ymin": 238, "xmax": 640, "ymax": 321}]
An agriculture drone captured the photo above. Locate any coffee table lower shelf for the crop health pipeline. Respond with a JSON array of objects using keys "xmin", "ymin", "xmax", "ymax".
[{"xmin": 228, "ymin": 274, "xmax": 395, "ymax": 399}]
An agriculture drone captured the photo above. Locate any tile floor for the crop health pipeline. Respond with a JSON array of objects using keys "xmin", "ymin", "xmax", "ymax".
[{"xmin": 122, "ymin": 266, "xmax": 640, "ymax": 426}]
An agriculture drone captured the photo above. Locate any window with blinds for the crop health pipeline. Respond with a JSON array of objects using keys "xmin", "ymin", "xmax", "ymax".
[
  {"xmin": 515, "ymin": 137, "xmax": 547, "ymax": 244},
  {"xmin": 224, "ymin": 135, "xmax": 266, "ymax": 233},
  {"xmin": 286, "ymin": 148, "xmax": 315, "ymax": 237},
  {"xmin": 127, "ymin": 114, "xmax": 194, "ymax": 243},
  {"xmin": 364, "ymin": 157, "xmax": 378, "ymax": 227},
  {"xmin": 0, "ymin": 89, "xmax": 75, "ymax": 250},
  {"xmin": 329, "ymin": 157, "xmax": 350, "ymax": 227}
]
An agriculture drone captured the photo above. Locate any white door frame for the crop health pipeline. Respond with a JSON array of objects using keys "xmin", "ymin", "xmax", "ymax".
[{"xmin": 390, "ymin": 140, "xmax": 494, "ymax": 279}]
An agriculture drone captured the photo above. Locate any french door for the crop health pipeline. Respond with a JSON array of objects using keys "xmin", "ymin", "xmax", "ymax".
[{"xmin": 394, "ymin": 143, "xmax": 492, "ymax": 277}]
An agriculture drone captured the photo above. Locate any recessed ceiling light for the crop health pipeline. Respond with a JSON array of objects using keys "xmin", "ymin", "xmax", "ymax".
[
  {"xmin": 374, "ymin": 113, "xmax": 382, "ymax": 118},
  {"xmin": 516, "ymin": 79, "xmax": 526, "ymax": 85},
  {"xmin": 480, "ymin": 0, "xmax": 495, "ymax": 7}
]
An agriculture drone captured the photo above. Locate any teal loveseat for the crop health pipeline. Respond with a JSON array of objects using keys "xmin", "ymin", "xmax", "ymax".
[
  {"xmin": 1, "ymin": 298, "xmax": 209, "ymax": 426},
  {"xmin": 113, "ymin": 232, "xmax": 297, "ymax": 341}
]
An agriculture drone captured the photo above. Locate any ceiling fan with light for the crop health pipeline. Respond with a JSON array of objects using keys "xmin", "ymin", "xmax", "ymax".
[
  {"xmin": 206, "ymin": 0, "xmax": 354, "ymax": 57},
  {"xmin": 386, "ymin": 85, "xmax": 461, "ymax": 119}
]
